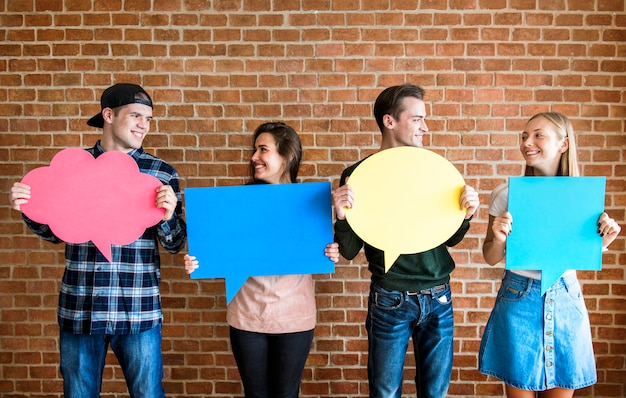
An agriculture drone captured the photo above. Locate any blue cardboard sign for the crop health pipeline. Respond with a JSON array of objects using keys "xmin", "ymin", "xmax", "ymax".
[
  {"xmin": 185, "ymin": 182, "xmax": 335, "ymax": 303},
  {"xmin": 506, "ymin": 176, "xmax": 605, "ymax": 295}
]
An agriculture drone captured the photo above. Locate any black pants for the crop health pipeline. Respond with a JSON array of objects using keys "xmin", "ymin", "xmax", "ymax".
[{"xmin": 230, "ymin": 326, "xmax": 314, "ymax": 398}]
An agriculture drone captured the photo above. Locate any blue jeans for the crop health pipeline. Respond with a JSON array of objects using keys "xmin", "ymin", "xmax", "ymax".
[
  {"xmin": 366, "ymin": 283, "xmax": 454, "ymax": 398},
  {"xmin": 230, "ymin": 326, "xmax": 314, "ymax": 398},
  {"xmin": 59, "ymin": 325, "xmax": 165, "ymax": 398}
]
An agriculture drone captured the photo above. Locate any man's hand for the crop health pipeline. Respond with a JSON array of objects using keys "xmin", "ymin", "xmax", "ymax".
[
  {"xmin": 332, "ymin": 183, "xmax": 354, "ymax": 221},
  {"xmin": 156, "ymin": 185, "xmax": 178, "ymax": 221},
  {"xmin": 460, "ymin": 185, "xmax": 479, "ymax": 219},
  {"xmin": 10, "ymin": 182, "xmax": 31, "ymax": 212}
]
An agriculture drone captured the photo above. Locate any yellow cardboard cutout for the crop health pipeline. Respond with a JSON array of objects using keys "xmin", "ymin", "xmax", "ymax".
[{"xmin": 345, "ymin": 146, "xmax": 466, "ymax": 272}]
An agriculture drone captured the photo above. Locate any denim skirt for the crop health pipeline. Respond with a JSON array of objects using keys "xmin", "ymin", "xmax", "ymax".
[{"xmin": 479, "ymin": 271, "xmax": 597, "ymax": 391}]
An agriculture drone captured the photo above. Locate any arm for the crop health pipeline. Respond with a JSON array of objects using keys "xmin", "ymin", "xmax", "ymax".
[
  {"xmin": 445, "ymin": 184, "xmax": 480, "ymax": 247},
  {"xmin": 332, "ymin": 182, "xmax": 364, "ymax": 260},
  {"xmin": 482, "ymin": 212, "xmax": 513, "ymax": 266},
  {"xmin": 155, "ymin": 183, "xmax": 187, "ymax": 254},
  {"xmin": 333, "ymin": 218, "xmax": 364, "ymax": 260},
  {"xmin": 10, "ymin": 182, "xmax": 62, "ymax": 244},
  {"xmin": 445, "ymin": 218, "xmax": 471, "ymax": 247}
]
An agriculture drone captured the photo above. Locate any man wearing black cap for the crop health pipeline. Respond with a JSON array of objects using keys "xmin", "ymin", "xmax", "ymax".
[{"xmin": 10, "ymin": 83, "xmax": 187, "ymax": 397}]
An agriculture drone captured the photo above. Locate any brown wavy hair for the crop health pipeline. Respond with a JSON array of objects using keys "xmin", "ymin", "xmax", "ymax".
[{"xmin": 250, "ymin": 122, "xmax": 302, "ymax": 183}]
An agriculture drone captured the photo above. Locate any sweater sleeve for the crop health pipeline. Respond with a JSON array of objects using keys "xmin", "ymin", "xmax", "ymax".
[
  {"xmin": 444, "ymin": 218, "xmax": 471, "ymax": 247},
  {"xmin": 156, "ymin": 172, "xmax": 187, "ymax": 254},
  {"xmin": 334, "ymin": 218, "xmax": 364, "ymax": 260},
  {"xmin": 22, "ymin": 214, "xmax": 63, "ymax": 244},
  {"xmin": 333, "ymin": 163, "xmax": 365, "ymax": 260}
]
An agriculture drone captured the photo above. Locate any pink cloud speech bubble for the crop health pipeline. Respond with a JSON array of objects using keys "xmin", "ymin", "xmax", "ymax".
[{"xmin": 20, "ymin": 148, "xmax": 165, "ymax": 261}]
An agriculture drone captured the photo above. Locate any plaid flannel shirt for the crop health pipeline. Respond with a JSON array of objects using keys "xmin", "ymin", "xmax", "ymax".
[{"xmin": 23, "ymin": 141, "xmax": 187, "ymax": 335}]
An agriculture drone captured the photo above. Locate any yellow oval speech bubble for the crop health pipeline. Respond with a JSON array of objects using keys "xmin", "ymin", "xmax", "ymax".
[{"xmin": 345, "ymin": 146, "xmax": 466, "ymax": 272}]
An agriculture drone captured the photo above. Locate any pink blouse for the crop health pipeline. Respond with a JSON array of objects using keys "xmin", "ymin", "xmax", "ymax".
[{"xmin": 227, "ymin": 274, "xmax": 316, "ymax": 334}]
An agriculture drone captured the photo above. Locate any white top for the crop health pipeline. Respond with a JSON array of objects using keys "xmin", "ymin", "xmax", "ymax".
[{"xmin": 489, "ymin": 183, "xmax": 575, "ymax": 281}]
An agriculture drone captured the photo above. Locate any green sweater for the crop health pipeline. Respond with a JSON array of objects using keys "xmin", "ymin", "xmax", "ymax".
[{"xmin": 334, "ymin": 159, "xmax": 471, "ymax": 292}]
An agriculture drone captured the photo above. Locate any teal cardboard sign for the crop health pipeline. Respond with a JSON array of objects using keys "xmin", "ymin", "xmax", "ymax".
[
  {"xmin": 185, "ymin": 182, "xmax": 335, "ymax": 303},
  {"xmin": 506, "ymin": 176, "xmax": 605, "ymax": 295}
]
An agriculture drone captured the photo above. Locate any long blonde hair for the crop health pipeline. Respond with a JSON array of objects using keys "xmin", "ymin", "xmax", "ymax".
[{"xmin": 524, "ymin": 112, "xmax": 580, "ymax": 177}]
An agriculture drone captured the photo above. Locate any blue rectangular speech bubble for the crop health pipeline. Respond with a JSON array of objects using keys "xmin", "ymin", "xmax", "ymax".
[
  {"xmin": 506, "ymin": 176, "xmax": 605, "ymax": 295},
  {"xmin": 185, "ymin": 182, "xmax": 335, "ymax": 303}
]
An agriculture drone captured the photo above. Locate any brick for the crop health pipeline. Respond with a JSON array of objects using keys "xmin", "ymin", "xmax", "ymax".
[{"xmin": 0, "ymin": 3, "xmax": 625, "ymax": 397}]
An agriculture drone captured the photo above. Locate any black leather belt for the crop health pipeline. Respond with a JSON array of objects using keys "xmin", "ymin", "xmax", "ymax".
[{"xmin": 407, "ymin": 284, "xmax": 448, "ymax": 296}]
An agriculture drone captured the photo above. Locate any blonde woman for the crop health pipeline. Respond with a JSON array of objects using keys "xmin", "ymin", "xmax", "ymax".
[{"xmin": 479, "ymin": 112, "xmax": 621, "ymax": 398}]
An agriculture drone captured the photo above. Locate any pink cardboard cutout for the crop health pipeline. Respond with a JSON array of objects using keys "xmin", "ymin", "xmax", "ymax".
[{"xmin": 20, "ymin": 148, "xmax": 165, "ymax": 261}]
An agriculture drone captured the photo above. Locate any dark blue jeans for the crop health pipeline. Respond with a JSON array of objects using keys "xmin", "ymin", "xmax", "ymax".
[
  {"xmin": 59, "ymin": 324, "xmax": 165, "ymax": 398},
  {"xmin": 366, "ymin": 283, "xmax": 454, "ymax": 398},
  {"xmin": 230, "ymin": 326, "xmax": 314, "ymax": 398}
]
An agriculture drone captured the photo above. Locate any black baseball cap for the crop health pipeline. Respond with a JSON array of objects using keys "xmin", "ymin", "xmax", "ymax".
[{"xmin": 87, "ymin": 83, "xmax": 153, "ymax": 128}]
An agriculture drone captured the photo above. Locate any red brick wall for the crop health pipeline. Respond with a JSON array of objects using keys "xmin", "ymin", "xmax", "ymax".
[{"xmin": 1, "ymin": 1, "xmax": 625, "ymax": 397}]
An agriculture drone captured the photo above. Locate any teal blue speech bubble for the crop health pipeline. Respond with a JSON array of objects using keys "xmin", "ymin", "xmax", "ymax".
[
  {"xmin": 185, "ymin": 182, "xmax": 335, "ymax": 303},
  {"xmin": 506, "ymin": 176, "xmax": 605, "ymax": 295}
]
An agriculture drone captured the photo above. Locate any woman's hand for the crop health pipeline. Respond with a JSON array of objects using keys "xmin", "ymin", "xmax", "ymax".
[
  {"xmin": 482, "ymin": 212, "xmax": 513, "ymax": 266},
  {"xmin": 324, "ymin": 242, "xmax": 340, "ymax": 263},
  {"xmin": 183, "ymin": 254, "xmax": 199, "ymax": 275},
  {"xmin": 492, "ymin": 212, "xmax": 513, "ymax": 244},
  {"xmin": 598, "ymin": 212, "xmax": 621, "ymax": 250}
]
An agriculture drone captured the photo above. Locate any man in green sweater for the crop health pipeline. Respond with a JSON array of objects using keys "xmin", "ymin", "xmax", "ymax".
[{"xmin": 332, "ymin": 84, "xmax": 479, "ymax": 398}]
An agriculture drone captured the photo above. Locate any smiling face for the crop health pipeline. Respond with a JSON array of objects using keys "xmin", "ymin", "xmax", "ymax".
[
  {"xmin": 251, "ymin": 132, "xmax": 288, "ymax": 184},
  {"xmin": 520, "ymin": 115, "xmax": 569, "ymax": 176},
  {"xmin": 381, "ymin": 96, "xmax": 429, "ymax": 149},
  {"xmin": 101, "ymin": 103, "xmax": 153, "ymax": 153}
]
